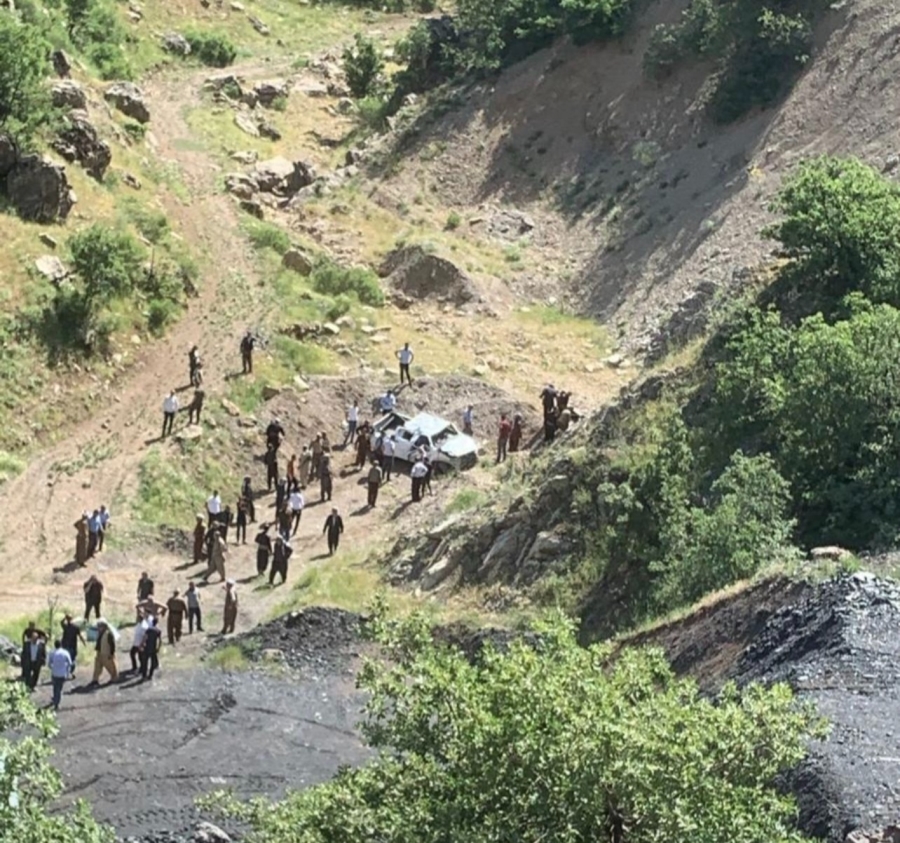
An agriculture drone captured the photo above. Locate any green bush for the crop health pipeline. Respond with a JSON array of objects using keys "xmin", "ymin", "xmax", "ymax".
[
  {"xmin": 69, "ymin": 224, "xmax": 146, "ymax": 304},
  {"xmin": 311, "ymin": 258, "xmax": 384, "ymax": 307},
  {"xmin": 206, "ymin": 608, "xmax": 824, "ymax": 843},
  {"xmin": 324, "ymin": 294, "xmax": 352, "ymax": 322},
  {"xmin": 146, "ymin": 297, "xmax": 180, "ymax": 336},
  {"xmin": 342, "ymin": 33, "xmax": 384, "ymax": 99},
  {"xmin": 67, "ymin": 0, "xmax": 133, "ymax": 80},
  {"xmin": 244, "ymin": 220, "xmax": 291, "ymax": 255},
  {"xmin": 123, "ymin": 201, "xmax": 170, "ymax": 244},
  {"xmin": 445, "ymin": 210, "xmax": 462, "ymax": 230},
  {"xmin": 184, "ymin": 30, "xmax": 237, "ymax": 67},
  {"xmin": 356, "ymin": 95, "xmax": 390, "ymax": 131},
  {"xmin": 0, "ymin": 15, "xmax": 53, "ymax": 147}
]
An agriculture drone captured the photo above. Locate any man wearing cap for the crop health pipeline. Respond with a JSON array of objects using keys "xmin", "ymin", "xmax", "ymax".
[
  {"xmin": 222, "ymin": 580, "xmax": 238, "ymax": 634},
  {"xmin": 166, "ymin": 590, "xmax": 188, "ymax": 645},
  {"xmin": 89, "ymin": 619, "xmax": 118, "ymax": 686},
  {"xmin": 323, "ymin": 507, "xmax": 344, "ymax": 555},
  {"xmin": 193, "ymin": 514, "xmax": 206, "ymax": 564}
]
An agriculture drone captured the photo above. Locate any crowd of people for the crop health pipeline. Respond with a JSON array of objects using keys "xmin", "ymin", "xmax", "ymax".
[{"xmin": 25, "ymin": 335, "xmax": 577, "ymax": 713}]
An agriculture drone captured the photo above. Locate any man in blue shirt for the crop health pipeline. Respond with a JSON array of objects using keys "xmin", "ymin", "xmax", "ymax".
[
  {"xmin": 48, "ymin": 640, "xmax": 73, "ymax": 710},
  {"xmin": 87, "ymin": 509, "xmax": 102, "ymax": 558},
  {"xmin": 98, "ymin": 505, "xmax": 111, "ymax": 552}
]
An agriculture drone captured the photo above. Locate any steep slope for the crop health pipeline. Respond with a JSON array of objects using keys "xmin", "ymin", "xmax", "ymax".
[{"xmin": 376, "ymin": 0, "xmax": 900, "ymax": 354}]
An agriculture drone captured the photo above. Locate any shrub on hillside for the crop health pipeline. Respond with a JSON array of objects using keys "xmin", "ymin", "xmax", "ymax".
[
  {"xmin": 206, "ymin": 607, "xmax": 824, "ymax": 843},
  {"xmin": 342, "ymin": 33, "xmax": 384, "ymax": 99},
  {"xmin": 244, "ymin": 220, "xmax": 291, "ymax": 255},
  {"xmin": 311, "ymin": 258, "xmax": 384, "ymax": 307},
  {"xmin": 0, "ymin": 15, "xmax": 53, "ymax": 147},
  {"xmin": 69, "ymin": 224, "xmax": 146, "ymax": 304},
  {"xmin": 66, "ymin": 0, "xmax": 133, "ymax": 80},
  {"xmin": 184, "ymin": 31, "xmax": 237, "ymax": 67}
]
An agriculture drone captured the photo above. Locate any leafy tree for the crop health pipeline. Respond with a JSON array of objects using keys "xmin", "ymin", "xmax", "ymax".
[
  {"xmin": 68, "ymin": 224, "xmax": 146, "ymax": 304},
  {"xmin": 0, "ymin": 682, "xmax": 112, "ymax": 843},
  {"xmin": 342, "ymin": 33, "xmax": 384, "ymax": 99},
  {"xmin": 0, "ymin": 14, "xmax": 52, "ymax": 147},
  {"xmin": 764, "ymin": 156, "xmax": 900, "ymax": 309},
  {"xmin": 207, "ymin": 608, "xmax": 825, "ymax": 843}
]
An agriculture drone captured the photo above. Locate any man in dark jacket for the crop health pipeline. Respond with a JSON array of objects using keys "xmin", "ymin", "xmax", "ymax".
[
  {"xmin": 269, "ymin": 536, "xmax": 293, "ymax": 586},
  {"xmin": 60, "ymin": 615, "xmax": 86, "ymax": 678},
  {"xmin": 255, "ymin": 524, "xmax": 273, "ymax": 576},
  {"xmin": 21, "ymin": 630, "xmax": 47, "ymax": 691},
  {"xmin": 323, "ymin": 508, "xmax": 344, "ymax": 555},
  {"xmin": 83, "ymin": 575, "xmax": 103, "ymax": 622}
]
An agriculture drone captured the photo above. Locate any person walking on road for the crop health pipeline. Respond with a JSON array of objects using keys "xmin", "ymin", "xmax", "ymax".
[
  {"xmin": 255, "ymin": 524, "xmax": 273, "ymax": 576},
  {"xmin": 140, "ymin": 617, "xmax": 161, "ymax": 681},
  {"xmin": 186, "ymin": 582, "xmax": 203, "ymax": 633},
  {"xmin": 319, "ymin": 451, "xmax": 333, "ymax": 502},
  {"xmin": 289, "ymin": 486, "xmax": 305, "ymax": 536},
  {"xmin": 74, "ymin": 513, "xmax": 89, "ymax": 567},
  {"xmin": 87, "ymin": 508, "xmax": 102, "ymax": 558},
  {"xmin": 396, "ymin": 342, "xmax": 414, "ymax": 386},
  {"xmin": 166, "ymin": 590, "xmax": 188, "ymax": 645},
  {"xmin": 98, "ymin": 504, "xmax": 111, "ymax": 552},
  {"xmin": 162, "ymin": 390, "xmax": 179, "ymax": 437},
  {"xmin": 410, "ymin": 459, "xmax": 428, "ymax": 502},
  {"xmin": 222, "ymin": 580, "xmax": 238, "ymax": 634},
  {"xmin": 235, "ymin": 497, "xmax": 248, "ymax": 544},
  {"xmin": 241, "ymin": 331, "xmax": 255, "ymax": 374},
  {"xmin": 129, "ymin": 612, "xmax": 149, "ymax": 673},
  {"xmin": 88, "ymin": 619, "xmax": 118, "ymax": 686},
  {"xmin": 83, "ymin": 575, "xmax": 103, "ymax": 622},
  {"xmin": 298, "ymin": 446, "xmax": 312, "ymax": 487},
  {"xmin": 188, "ymin": 387, "xmax": 205, "ymax": 425},
  {"xmin": 22, "ymin": 630, "xmax": 46, "ymax": 691},
  {"xmin": 137, "ymin": 571, "xmax": 155, "ymax": 603},
  {"xmin": 367, "ymin": 462, "xmax": 383, "ymax": 507},
  {"xmin": 269, "ymin": 536, "xmax": 293, "ymax": 586},
  {"xmin": 60, "ymin": 615, "xmax": 85, "ymax": 678},
  {"xmin": 323, "ymin": 507, "xmax": 344, "ymax": 555},
  {"xmin": 48, "ymin": 640, "xmax": 72, "ymax": 710}
]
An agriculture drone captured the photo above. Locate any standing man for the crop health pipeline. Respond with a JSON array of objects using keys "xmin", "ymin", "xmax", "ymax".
[
  {"xmin": 193, "ymin": 514, "xmax": 206, "ymax": 565},
  {"xmin": 186, "ymin": 582, "xmax": 202, "ymax": 633},
  {"xmin": 379, "ymin": 389, "xmax": 397, "ymax": 414},
  {"xmin": 396, "ymin": 342, "xmax": 414, "ymax": 386},
  {"xmin": 206, "ymin": 529, "xmax": 227, "ymax": 582},
  {"xmin": 60, "ymin": 615, "xmax": 85, "ymax": 678},
  {"xmin": 355, "ymin": 422, "xmax": 371, "ymax": 468},
  {"xmin": 129, "ymin": 611, "xmax": 149, "ymax": 674},
  {"xmin": 319, "ymin": 451, "xmax": 333, "ymax": 502},
  {"xmin": 266, "ymin": 417, "xmax": 286, "ymax": 453},
  {"xmin": 381, "ymin": 434, "xmax": 395, "ymax": 482},
  {"xmin": 89, "ymin": 619, "xmax": 118, "ymax": 686},
  {"xmin": 240, "ymin": 331, "xmax": 255, "ymax": 374},
  {"xmin": 22, "ymin": 630, "xmax": 46, "ymax": 691},
  {"xmin": 87, "ymin": 508, "xmax": 102, "ymax": 558},
  {"xmin": 140, "ymin": 617, "xmax": 162, "ymax": 681},
  {"xmin": 137, "ymin": 571, "xmax": 155, "ymax": 603},
  {"xmin": 462, "ymin": 405, "xmax": 474, "ymax": 436},
  {"xmin": 188, "ymin": 387, "xmax": 205, "ymax": 425},
  {"xmin": 289, "ymin": 485, "xmax": 305, "ymax": 536},
  {"xmin": 48, "ymin": 640, "xmax": 72, "ymax": 710},
  {"xmin": 166, "ymin": 590, "xmax": 188, "ymax": 645},
  {"xmin": 286, "ymin": 453, "xmax": 298, "ymax": 487},
  {"xmin": 344, "ymin": 401, "xmax": 360, "ymax": 446},
  {"xmin": 497, "ymin": 414, "xmax": 512, "ymax": 464},
  {"xmin": 189, "ymin": 344, "xmax": 201, "ymax": 386},
  {"xmin": 162, "ymin": 389, "xmax": 179, "ymax": 437},
  {"xmin": 255, "ymin": 524, "xmax": 273, "ymax": 576},
  {"xmin": 235, "ymin": 497, "xmax": 248, "ymax": 544},
  {"xmin": 222, "ymin": 580, "xmax": 238, "ymax": 634},
  {"xmin": 323, "ymin": 507, "xmax": 344, "ymax": 556},
  {"xmin": 269, "ymin": 536, "xmax": 293, "ymax": 586},
  {"xmin": 410, "ymin": 458, "xmax": 428, "ymax": 502},
  {"xmin": 509, "ymin": 414, "xmax": 523, "ymax": 453},
  {"xmin": 98, "ymin": 504, "xmax": 111, "ymax": 552},
  {"xmin": 83, "ymin": 574, "xmax": 103, "ymax": 622},
  {"xmin": 367, "ymin": 461, "xmax": 382, "ymax": 508},
  {"xmin": 298, "ymin": 445, "xmax": 312, "ymax": 488},
  {"xmin": 265, "ymin": 445, "xmax": 279, "ymax": 492},
  {"xmin": 310, "ymin": 434, "xmax": 324, "ymax": 480},
  {"xmin": 207, "ymin": 490, "xmax": 222, "ymax": 524},
  {"xmin": 540, "ymin": 384, "xmax": 557, "ymax": 422},
  {"xmin": 74, "ymin": 513, "xmax": 89, "ymax": 567}
]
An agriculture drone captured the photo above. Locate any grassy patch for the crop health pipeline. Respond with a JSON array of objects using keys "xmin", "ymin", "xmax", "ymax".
[
  {"xmin": 244, "ymin": 219, "xmax": 292, "ymax": 255},
  {"xmin": 0, "ymin": 606, "xmax": 77, "ymax": 644},
  {"xmin": 514, "ymin": 305, "xmax": 608, "ymax": 350},
  {"xmin": 208, "ymin": 644, "xmax": 250, "ymax": 671},
  {"xmin": 0, "ymin": 451, "xmax": 25, "ymax": 485},
  {"xmin": 445, "ymin": 488, "xmax": 489, "ymax": 514}
]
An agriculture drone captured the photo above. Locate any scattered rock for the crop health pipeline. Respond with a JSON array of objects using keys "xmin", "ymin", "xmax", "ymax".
[
  {"xmin": 221, "ymin": 398, "xmax": 241, "ymax": 417},
  {"xmin": 194, "ymin": 821, "xmax": 232, "ymax": 843},
  {"xmin": 231, "ymin": 149, "xmax": 258, "ymax": 164},
  {"xmin": 248, "ymin": 15, "xmax": 270, "ymax": 36},
  {"xmin": 884, "ymin": 155, "xmax": 900, "ymax": 174},
  {"xmin": 205, "ymin": 74, "xmax": 244, "ymax": 98},
  {"xmin": 345, "ymin": 147, "xmax": 363, "ymax": 166},
  {"xmin": 253, "ymin": 79, "xmax": 288, "ymax": 107},
  {"xmin": 229, "ymin": 0, "xmax": 243, "ymax": 9},
  {"xmin": 121, "ymin": 171, "xmax": 142, "ymax": 190},
  {"xmin": 604, "ymin": 353, "xmax": 625, "ymax": 368},
  {"xmin": 224, "ymin": 172, "xmax": 258, "ymax": 200},
  {"xmin": 7, "ymin": 156, "xmax": 76, "ymax": 223},
  {"xmin": 282, "ymin": 248, "xmax": 313, "ymax": 275},
  {"xmin": 379, "ymin": 245, "xmax": 478, "ymax": 305},
  {"xmin": 254, "ymin": 157, "xmax": 315, "ymax": 195},
  {"xmin": 847, "ymin": 828, "xmax": 900, "ymax": 843},
  {"xmin": 104, "ymin": 81, "xmax": 151, "ymax": 123},
  {"xmin": 261, "ymin": 385, "xmax": 281, "ymax": 400},
  {"xmin": 258, "ymin": 120, "xmax": 281, "ymax": 141},
  {"xmin": 293, "ymin": 376, "xmax": 310, "ymax": 391},
  {"xmin": 337, "ymin": 98, "xmax": 355, "ymax": 115},
  {"xmin": 483, "ymin": 208, "xmax": 535, "ymax": 241},
  {"xmin": 239, "ymin": 198, "xmax": 264, "ymax": 219},
  {"xmin": 39, "ymin": 233, "xmax": 58, "ymax": 249},
  {"xmin": 161, "ymin": 32, "xmax": 192, "ymax": 56},
  {"xmin": 50, "ymin": 79, "xmax": 87, "ymax": 110},
  {"xmin": 51, "ymin": 49, "xmax": 72, "ymax": 78},
  {"xmin": 34, "ymin": 255, "xmax": 68, "ymax": 282},
  {"xmin": 51, "ymin": 112, "xmax": 112, "ymax": 181},
  {"xmin": 176, "ymin": 425, "xmax": 203, "ymax": 442},
  {"xmin": 809, "ymin": 546, "xmax": 853, "ymax": 562},
  {"xmin": 234, "ymin": 109, "xmax": 260, "ymax": 138},
  {"xmin": 322, "ymin": 322, "xmax": 341, "ymax": 336}
]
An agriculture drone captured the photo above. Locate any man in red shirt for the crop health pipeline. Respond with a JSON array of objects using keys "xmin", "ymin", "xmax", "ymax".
[{"xmin": 497, "ymin": 414, "xmax": 512, "ymax": 464}]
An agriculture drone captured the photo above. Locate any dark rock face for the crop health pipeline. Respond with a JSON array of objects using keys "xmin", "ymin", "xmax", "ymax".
[
  {"xmin": 51, "ymin": 80, "xmax": 87, "ymax": 110},
  {"xmin": 378, "ymin": 245, "xmax": 480, "ymax": 306},
  {"xmin": 7, "ymin": 155, "xmax": 76, "ymax": 222},
  {"xmin": 0, "ymin": 133, "xmax": 16, "ymax": 180},
  {"xmin": 51, "ymin": 112, "xmax": 112, "ymax": 180},
  {"xmin": 51, "ymin": 49, "xmax": 72, "ymax": 78}
]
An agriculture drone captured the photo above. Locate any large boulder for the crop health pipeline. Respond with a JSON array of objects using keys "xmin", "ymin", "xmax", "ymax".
[
  {"xmin": 161, "ymin": 32, "xmax": 191, "ymax": 55},
  {"xmin": 0, "ymin": 133, "xmax": 16, "ymax": 180},
  {"xmin": 51, "ymin": 80, "xmax": 87, "ymax": 110},
  {"xmin": 104, "ymin": 81, "xmax": 150, "ymax": 123},
  {"xmin": 224, "ymin": 171, "xmax": 258, "ymax": 200},
  {"xmin": 378, "ymin": 245, "xmax": 479, "ymax": 305},
  {"xmin": 51, "ymin": 49, "xmax": 72, "ymax": 78},
  {"xmin": 7, "ymin": 156, "xmax": 76, "ymax": 223},
  {"xmin": 234, "ymin": 109, "xmax": 260, "ymax": 137},
  {"xmin": 253, "ymin": 79, "xmax": 289, "ymax": 107},
  {"xmin": 282, "ymin": 247, "xmax": 313, "ymax": 275},
  {"xmin": 253, "ymin": 157, "xmax": 315, "ymax": 195},
  {"xmin": 51, "ymin": 112, "xmax": 112, "ymax": 181}
]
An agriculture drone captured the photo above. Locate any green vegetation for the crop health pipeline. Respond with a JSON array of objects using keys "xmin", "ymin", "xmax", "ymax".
[
  {"xmin": 0, "ymin": 450, "xmax": 25, "ymax": 485},
  {"xmin": 207, "ymin": 609, "xmax": 824, "ymax": 843},
  {"xmin": 244, "ymin": 219, "xmax": 292, "ymax": 255},
  {"xmin": 444, "ymin": 210, "xmax": 462, "ymax": 230},
  {"xmin": 208, "ymin": 644, "xmax": 250, "ymax": 671},
  {"xmin": 445, "ymin": 488, "xmax": 488, "ymax": 514},
  {"xmin": 310, "ymin": 257, "xmax": 385, "ymax": 307},
  {"xmin": 65, "ymin": 0, "xmax": 132, "ymax": 79},
  {"xmin": 0, "ymin": 14, "xmax": 53, "ymax": 147},
  {"xmin": 0, "ymin": 683, "xmax": 112, "ymax": 842},
  {"xmin": 342, "ymin": 33, "xmax": 384, "ymax": 99},
  {"xmin": 644, "ymin": 0, "xmax": 826, "ymax": 122},
  {"xmin": 184, "ymin": 30, "xmax": 238, "ymax": 67}
]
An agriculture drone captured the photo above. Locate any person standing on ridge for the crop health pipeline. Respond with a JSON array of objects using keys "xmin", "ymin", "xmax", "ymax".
[
  {"xmin": 396, "ymin": 342, "xmax": 414, "ymax": 386},
  {"xmin": 497, "ymin": 414, "xmax": 512, "ymax": 464},
  {"xmin": 345, "ymin": 401, "xmax": 360, "ymax": 446},
  {"xmin": 240, "ymin": 331, "xmax": 255, "ymax": 374},
  {"xmin": 162, "ymin": 389, "xmax": 179, "ymax": 437}
]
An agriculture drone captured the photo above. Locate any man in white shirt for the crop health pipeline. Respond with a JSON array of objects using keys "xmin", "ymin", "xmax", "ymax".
[
  {"xmin": 129, "ymin": 613, "xmax": 150, "ymax": 673},
  {"xmin": 207, "ymin": 491, "xmax": 222, "ymax": 521},
  {"xmin": 162, "ymin": 390, "xmax": 179, "ymax": 437},
  {"xmin": 410, "ymin": 459, "xmax": 428, "ymax": 502},
  {"xmin": 344, "ymin": 401, "xmax": 360, "ymax": 446},
  {"xmin": 48, "ymin": 640, "xmax": 73, "ymax": 710},
  {"xmin": 396, "ymin": 343, "xmax": 414, "ymax": 385},
  {"xmin": 289, "ymin": 487, "xmax": 305, "ymax": 536},
  {"xmin": 381, "ymin": 435, "xmax": 395, "ymax": 482},
  {"xmin": 462, "ymin": 405, "xmax": 474, "ymax": 435},
  {"xmin": 379, "ymin": 390, "xmax": 397, "ymax": 414}
]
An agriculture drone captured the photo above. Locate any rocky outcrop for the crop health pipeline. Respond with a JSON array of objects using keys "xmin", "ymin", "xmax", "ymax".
[
  {"xmin": 51, "ymin": 79, "xmax": 87, "ymax": 110},
  {"xmin": 282, "ymin": 247, "xmax": 313, "ymax": 275},
  {"xmin": 378, "ymin": 245, "xmax": 480, "ymax": 306},
  {"xmin": 51, "ymin": 112, "xmax": 112, "ymax": 180},
  {"xmin": 35, "ymin": 255, "xmax": 69, "ymax": 282},
  {"xmin": 161, "ymin": 32, "xmax": 191, "ymax": 55},
  {"xmin": 104, "ymin": 81, "xmax": 150, "ymax": 123},
  {"xmin": 7, "ymin": 156, "xmax": 76, "ymax": 222},
  {"xmin": 225, "ymin": 158, "xmax": 315, "ymax": 202},
  {"xmin": 253, "ymin": 79, "xmax": 289, "ymax": 107}
]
